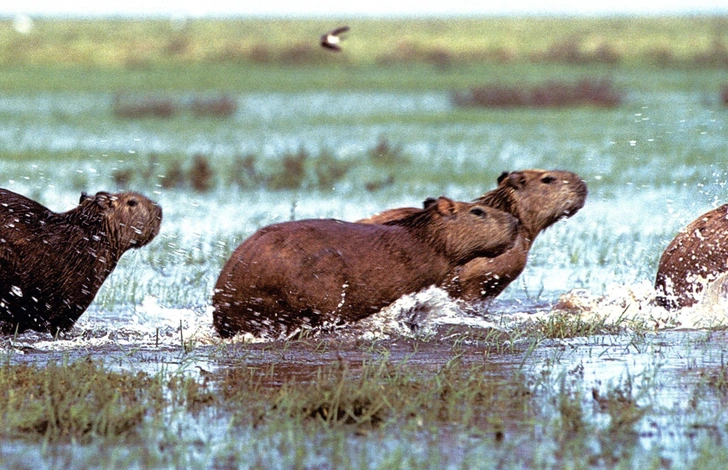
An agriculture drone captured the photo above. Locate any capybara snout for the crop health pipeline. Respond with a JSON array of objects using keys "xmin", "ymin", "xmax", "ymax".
[{"xmin": 212, "ymin": 196, "xmax": 518, "ymax": 338}]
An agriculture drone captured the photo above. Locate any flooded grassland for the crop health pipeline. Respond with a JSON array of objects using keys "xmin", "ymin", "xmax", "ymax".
[{"xmin": 1, "ymin": 63, "xmax": 728, "ymax": 467}]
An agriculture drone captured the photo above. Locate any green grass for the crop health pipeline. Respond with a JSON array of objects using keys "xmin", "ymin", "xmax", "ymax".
[
  {"xmin": 0, "ymin": 61, "xmax": 726, "ymax": 93},
  {"xmin": 0, "ymin": 340, "xmax": 727, "ymax": 468},
  {"xmin": 0, "ymin": 359, "xmax": 163, "ymax": 443},
  {"xmin": 0, "ymin": 16, "xmax": 727, "ymax": 68}
]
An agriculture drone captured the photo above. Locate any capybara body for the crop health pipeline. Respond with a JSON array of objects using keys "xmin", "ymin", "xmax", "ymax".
[
  {"xmin": 359, "ymin": 170, "xmax": 588, "ymax": 301},
  {"xmin": 655, "ymin": 204, "xmax": 728, "ymax": 310},
  {"xmin": 0, "ymin": 189, "xmax": 162, "ymax": 334},
  {"xmin": 212, "ymin": 197, "xmax": 518, "ymax": 338}
]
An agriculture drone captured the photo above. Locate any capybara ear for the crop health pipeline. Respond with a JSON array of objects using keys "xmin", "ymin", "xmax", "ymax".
[
  {"xmin": 79, "ymin": 192, "xmax": 90, "ymax": 204},
  {"xmin": 434, "ymin": 196, "xmax": 457, "ymax": 216},
  {"xmin": 93, "ymin": 192, "xmax": 114, "ymax": 210},
  {"xmin": 497, "ymin": 171, "xmax": 510, "ymax": 185},
  {"xmin": 422, "ymin": 197, "xmax": 438, "ymax": 209},
  {"xmin": 507, "ymin": 172, "xmax": 528, "ymax": 190}
]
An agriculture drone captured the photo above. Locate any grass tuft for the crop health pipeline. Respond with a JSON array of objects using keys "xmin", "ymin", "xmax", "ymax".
[{"xmin": 0, "ymin": 359, "xmax": 162, "ymax": 443}]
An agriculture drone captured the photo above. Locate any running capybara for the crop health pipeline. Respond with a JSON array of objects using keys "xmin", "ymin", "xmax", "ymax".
[
  {"xmin": 655, "ymin": 204, "xmax": 728, "ymax": 310},
  {"xmin": 0, "ymin": 189, "xmax": 162, "ymax": 334},
  {"xmin": 212, "ymin": 197, "xmax": 519, "ymax": 338},
  {"xmin": 359, "ymin": 169, "xmax": 588, "ymax": 300}
]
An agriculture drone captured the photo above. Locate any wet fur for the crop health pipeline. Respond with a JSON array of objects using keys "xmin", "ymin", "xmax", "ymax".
[
  {"xmin": 0, "ymin": 189, "xmax": 162, "ymax": 334},
  {"xmin": 655, "ymin": 204, "xmax": 728, "ymax": 310},
  {"xmin": 359, "ymin": 170, "xmax": 588, "ymax": 300},
  {"xmin": 212, "ymin": 197, "xmax": 518, "ymax": 338}
]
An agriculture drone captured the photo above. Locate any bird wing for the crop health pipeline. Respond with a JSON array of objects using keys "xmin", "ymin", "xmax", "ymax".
[
  {"xmin": 321, "ymin": 41, "xmax": 342, "ymax": 51},
  {"xmin": 330, "ymin": 26, "xmax": 350, "ymax": 36}
]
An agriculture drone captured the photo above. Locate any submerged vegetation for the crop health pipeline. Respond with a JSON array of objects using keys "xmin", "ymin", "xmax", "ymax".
[
  {"xmin": 0, "ymin": 359, "xmax": 162, "ymax": 443},
  {"xmin": 451, "ymin": 78, "xmax": 623, "ymax": 108},
  {"xmin": 110, "ymin": 138, "xmax": 400, "ymax": 193}
]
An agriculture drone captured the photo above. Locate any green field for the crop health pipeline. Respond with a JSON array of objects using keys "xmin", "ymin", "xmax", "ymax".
[
  {"xmin": 1, "ymin": 16, "xmax": 728, "ymax": 67},
  {"xmin": 0, "ymin": 16, "xmax": 727, "ymax": 92}
]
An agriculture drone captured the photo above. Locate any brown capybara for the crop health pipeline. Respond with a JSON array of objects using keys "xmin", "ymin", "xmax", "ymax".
[
  {"xmin": 0, "ymin": 189, "xmax": 162, "ymax": 334},
  {"xmin": 655, "ymin": 204, "xmax": 728, "ymax": 310},
  {"xmin": 212, "ymin": 197, "xmax": 519, "ymax": 338},
  {"xmin": 359, "ymin": 169, "xmax": 588, "ymax": 301}
]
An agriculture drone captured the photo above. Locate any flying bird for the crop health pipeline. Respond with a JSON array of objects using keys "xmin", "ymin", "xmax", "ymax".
[{"xmin": 320, "ymin": 26, "xmax": 350, "ymax": 52}]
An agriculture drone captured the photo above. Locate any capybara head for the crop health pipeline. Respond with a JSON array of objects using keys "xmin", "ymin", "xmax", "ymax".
[
  {"xmin": 480, "ymin": 169, "xmax": 588, "ymax": 237},
  {"xmin": 77, "ymin": 191, "xmax": 162, "ymax": 254},
  {"xmin": 388, "ymin": 196, "xmax": 519, "ymax": 265}
]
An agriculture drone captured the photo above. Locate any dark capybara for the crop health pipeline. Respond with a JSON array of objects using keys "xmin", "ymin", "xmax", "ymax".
[
  {"xmin": 359, "ymin": 169, "xmax": 588, "ymax": 301},
  {"xmin": 212, "ymin": 197, "xmax": 519, "ymax": 338},
  {"xmin": 655, "ymin": 204, "xmax": 728, "ymax": 310},
  {"xmin": 0, "ymin": 189, "xmax": 162, "ymax": 334}
]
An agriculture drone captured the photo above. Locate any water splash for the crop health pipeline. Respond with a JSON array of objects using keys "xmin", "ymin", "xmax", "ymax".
[
  {"xmin": 349, "ymin": 286, "xmax": 552, "ymax": 340},
  {"xmin": 3, "ymin": 296, "xmax": 218, "ymax": 354},
  {"xmin": 553, "ymin": 279, "xmax": 728, "ymax": 331}
]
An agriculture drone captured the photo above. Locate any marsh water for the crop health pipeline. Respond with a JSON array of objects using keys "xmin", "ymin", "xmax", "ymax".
[{"xmin": 1, "ymin": 86, "xmax": 728, "ymax": 466}]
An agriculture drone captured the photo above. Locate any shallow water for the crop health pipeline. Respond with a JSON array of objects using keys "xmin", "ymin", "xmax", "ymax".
[{"xmin": 0, "ymin": 88, "xmax": 727, "ymax": 465}]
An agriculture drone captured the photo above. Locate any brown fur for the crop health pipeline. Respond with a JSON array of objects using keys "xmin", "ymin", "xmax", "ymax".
[
  {"xmin": 655, "ymin": 204, "xmax": 728, "ymax": 310},
  {"xmin": 212, "ymin": 197, "xmax": 518, "ymax": 338},
  {"xmin": 0, "ymin": 189, "xmax": 162, "ymax": 334},
  {"xmin": 359, "ymin": 169, "xmax": 588, "ymax": 300}
]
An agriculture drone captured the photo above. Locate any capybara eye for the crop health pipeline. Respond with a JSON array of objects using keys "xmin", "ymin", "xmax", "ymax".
[
  {"xmin": 127, "ymin": 199, "xmax": 138, "ymax": 207},
  {"xmin": 541, "ymin": 176, "xmax": 556, "ymax": 184},
  {"xmin": 469, "ymin": 207, "xmax": 487, "ymax": 218}
]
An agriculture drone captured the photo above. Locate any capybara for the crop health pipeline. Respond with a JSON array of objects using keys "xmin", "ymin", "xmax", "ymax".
[
  {"xmin": 0, "ymin": 189, "xmax": 162, "ymax": 334},
  {"xmin": 359, "ymin": 169, "xmax": 588, "ymax": 300},
  {"xmin": 212, "ymin": 197, "xmax": 519, "ymax": 338},
  {"xmin": 655, "ymin": 204, "xmax": 728, "ymax": 310}
]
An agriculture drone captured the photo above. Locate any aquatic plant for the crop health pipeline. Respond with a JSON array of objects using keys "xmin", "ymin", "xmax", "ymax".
[
  {"xmin": 161, "ymin": 160, "xmax": 185, "ymax": 189},
  {"xmin": 451, "ymin": 78, "xmax": 623, "ymax": 108},
  {"xmin": 0, "ymin": 359, "xmax": 163, "ymax": 442},
  {"xmin": 112, "ymin": 93, "xmax": 177, "ymax": 119},
  {"xmin": 368, "ymin": 136, "xmax": 407, "ymax": 167},
  {"xmin": 267, "ymin": 148, "xmax": 308, "ymax": 190},
  {"xmin": 189, "ymin": 154, "xmax": 214, "ymax": 192},
  {"xmin": 190, "ymin": 94, "xmax": 237, "ymax": 118},
  {"xmin": 532, "ymin": 310, "xmax": 628, "ymax": 339}
]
